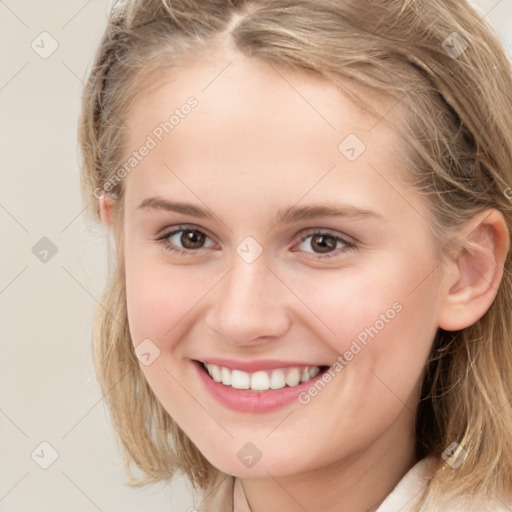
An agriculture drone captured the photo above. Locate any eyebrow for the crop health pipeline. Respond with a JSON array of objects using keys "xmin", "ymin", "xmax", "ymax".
[{"xmin": 137, "ymin": 196, "xmax": 383, "ymax": 224}]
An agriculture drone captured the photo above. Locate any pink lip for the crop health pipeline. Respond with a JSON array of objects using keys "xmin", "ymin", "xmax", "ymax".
[
  {"xmin": 193, "ymin": 360, "xmax": 328, "ymax": 413},
  {"xmin": 198, "ymin": 357, "xmax": 324, "ymax": 373}
]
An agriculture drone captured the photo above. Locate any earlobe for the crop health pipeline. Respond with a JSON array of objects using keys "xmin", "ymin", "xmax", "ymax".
[
  {"xmin": 437, "ymin": 209, "xmax": 510, "ymax": 331},
  {"xmin": 99, "ymin": 195, "xmax": 116, "ymax": 229}
]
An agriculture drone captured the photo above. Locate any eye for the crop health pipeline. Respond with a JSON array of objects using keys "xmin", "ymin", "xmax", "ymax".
[
  {"xmin": 155, "ymin": 226, "xmax": 356, "ymax": 259},
  {"xmin": 295, "ymin": 230, "xmax": 356, "ymax": 258},
  {"xmin": 156, "ymin": 225, "xmax": 215, "ymax": 255}
]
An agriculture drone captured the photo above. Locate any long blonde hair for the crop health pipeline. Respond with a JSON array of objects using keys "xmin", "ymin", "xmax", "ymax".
[{"xmin": 78, "ymin": 0, "xmax": 512, "ymax": 508}]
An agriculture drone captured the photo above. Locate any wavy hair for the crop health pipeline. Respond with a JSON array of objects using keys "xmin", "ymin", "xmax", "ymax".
[{"xmin": 78, "ymin": 0, "xmax": 512, "ymax": 508}]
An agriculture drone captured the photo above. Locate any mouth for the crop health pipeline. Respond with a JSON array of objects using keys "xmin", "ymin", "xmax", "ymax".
[{"xmin": 197, "ymin": 360, "xmax": 330, "ymax": 393}]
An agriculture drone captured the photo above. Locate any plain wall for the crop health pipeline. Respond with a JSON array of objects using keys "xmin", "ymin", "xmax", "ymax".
[{"xmin": 0, "ymin": 1, "xmax": 510, "ymax": 510}]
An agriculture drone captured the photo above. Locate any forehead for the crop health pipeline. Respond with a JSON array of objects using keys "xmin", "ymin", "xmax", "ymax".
[
  {"xmin": 120, "ymin": 51, "xmax": 414, "ymax": 219},
  {"xmin": 126, "ymin": 50, "xmax": 397, "ymax": 143}
]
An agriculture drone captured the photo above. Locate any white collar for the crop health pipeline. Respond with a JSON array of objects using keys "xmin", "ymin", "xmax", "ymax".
[
  {"xmin": 232, "ymin": 458, "xmax": 434, "ymax": 512},
  {"xmin": 231, "ymin": 456, "xmax": 511, "ymax": 512}
]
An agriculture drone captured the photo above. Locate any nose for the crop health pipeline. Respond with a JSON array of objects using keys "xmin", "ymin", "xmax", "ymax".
[{"xmin": 205, "ymin": 255, "xmax": 291, "ymax": 347}]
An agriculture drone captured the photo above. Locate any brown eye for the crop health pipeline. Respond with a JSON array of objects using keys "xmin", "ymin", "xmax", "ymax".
[
  {"xmin": 310, "ymin": 234, "xmax": 338, "ymax": 253},
  {"xmin": 157, "ymin": 226, "xmax": 215, "ymax": 254},
  {"xmin": 295, "ymin": 231, "xmax": 355, "ymax": 259},
  {"xmin": 181, "ymin": 229, "xmax": 206, "ymax": 249}
]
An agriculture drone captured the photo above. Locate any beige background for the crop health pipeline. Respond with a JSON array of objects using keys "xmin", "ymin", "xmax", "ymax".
[{"xmin": 0, "ymin": 1, "xmax": 511, "ymax": 510}]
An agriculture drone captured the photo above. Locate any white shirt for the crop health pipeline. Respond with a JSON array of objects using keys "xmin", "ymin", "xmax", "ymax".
[{"xmin": 196, "ymin": 457, "xmax": 512, "ymax": 511}]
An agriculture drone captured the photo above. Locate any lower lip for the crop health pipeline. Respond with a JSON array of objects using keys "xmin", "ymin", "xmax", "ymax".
[{"xmin": 194, "ymin": 361, "xmax": 327, "ymax": 413}]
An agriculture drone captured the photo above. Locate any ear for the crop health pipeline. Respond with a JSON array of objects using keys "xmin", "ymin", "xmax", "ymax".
[
  {"xmin": 98, "ymin": 194, "xmax": 116, "ymax": 229},
  {"xmin": 437, "ymin": 209, "xmax": 510, "ymax": 331}
]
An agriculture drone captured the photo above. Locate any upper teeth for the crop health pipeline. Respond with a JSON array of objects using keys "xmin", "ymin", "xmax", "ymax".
[{"xmin": 203, "ymin": 363, "xmax": 321, "ymax": 391}]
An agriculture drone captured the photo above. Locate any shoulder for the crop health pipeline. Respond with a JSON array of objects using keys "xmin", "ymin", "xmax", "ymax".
[
  {"xmin": 377, "ymin": 456, "xmax": 512, "ymax": 512},
  {"xmin": 436, "ymin": 490, "xmax": 512, "ymax": 512},
  {"xmin": 376, "ymin": 456, "xmax": 435, "ymax": 512},
  {"xmin": 194, "ymin": 459, "xmax": 512, "ymax": 512},
  {"xmin": 433, "ymin": 494, "xmax": 512, "ymax": 512}
]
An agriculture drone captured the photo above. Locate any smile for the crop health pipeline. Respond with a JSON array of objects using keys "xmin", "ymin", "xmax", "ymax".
[{"xmin": 200, "ymin": 362, "xmax": 325, "ymax": 392}]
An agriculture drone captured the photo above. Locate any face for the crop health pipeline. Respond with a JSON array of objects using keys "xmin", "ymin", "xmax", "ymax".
[{"xmin": 117, "ymin": 50, "xmax": 446, "ymax": 478}]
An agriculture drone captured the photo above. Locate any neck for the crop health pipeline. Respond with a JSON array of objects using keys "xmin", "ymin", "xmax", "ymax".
[{"xmin": 240, "ymin": 407, "xmax": 418, "ymax": 512}]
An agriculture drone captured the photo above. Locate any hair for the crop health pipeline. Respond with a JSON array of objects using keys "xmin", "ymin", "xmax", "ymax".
[{"xmin": 78, "ymin": 0, "xmax": 512, "ymax": 509}]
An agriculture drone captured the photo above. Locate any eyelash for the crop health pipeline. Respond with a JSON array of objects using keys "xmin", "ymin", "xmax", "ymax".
[{"xmin": 155, "ymin": 224, "xmax": 357, "ymax": 260}]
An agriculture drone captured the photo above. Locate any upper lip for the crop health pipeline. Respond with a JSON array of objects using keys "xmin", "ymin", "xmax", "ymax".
[{"xmin": 196, "ymin": 358, "xmax": 328, "ymax": 373}]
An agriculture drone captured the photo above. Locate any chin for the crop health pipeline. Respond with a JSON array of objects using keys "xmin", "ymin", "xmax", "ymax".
[{"xmin": 201, "ymin": 445, "xmax": 311, "ymax": 479}]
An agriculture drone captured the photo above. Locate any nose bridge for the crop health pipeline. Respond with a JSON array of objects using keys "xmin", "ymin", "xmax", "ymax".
[
  {"xmin": 206, "ymin": 251, "xmax": 290, "ymax": 343},
  {"xmin": 230, "ymin": 252, "xmax": 273, "ymax": 305}
]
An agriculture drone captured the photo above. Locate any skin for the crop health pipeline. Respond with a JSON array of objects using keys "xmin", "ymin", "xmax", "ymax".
[{"xmin": 99, "ymin": 47, "xmax": 509, "ymax": 512}]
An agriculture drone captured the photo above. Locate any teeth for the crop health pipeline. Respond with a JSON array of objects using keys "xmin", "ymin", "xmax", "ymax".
[
  {"xmin": 285, "ymin": 368, "xmax": 301, "ymax": 387},
  {"xmin": 206, "ymin": 363, "xmax": 222, "ymax": 383},
  {"xmin": 300, "ymin": 368, "xmax": 310, "ymax": 383},
  {"xmin": 270, "ymin": 369, "xmax": 286, "ymax": 389},
  {"xmin": 250, "ymin": 371, "xmax": 270, "ymax": 391},
  {"xmin": 202, "ymin": 363, "xmax": 323, "ymax": 391},
  {"xmin": 309, "ymin": 366, "xmax": 320, "ymax": 378},
  {"xmin": 231, "ymin": 369, "xmax": 250, "ymax": 390},
  {"xmin": 221, "ymin": 366, "xmax": 231, "ymax": 386}
]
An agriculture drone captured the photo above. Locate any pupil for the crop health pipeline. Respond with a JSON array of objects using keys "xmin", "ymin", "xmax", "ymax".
[
  {"xmin": 312, "ymin": 234, "xmax": 336, "ymax": 253},
  {"xmin": 182, "ymin": 230, "xmax": 205, "ymax": 249}
]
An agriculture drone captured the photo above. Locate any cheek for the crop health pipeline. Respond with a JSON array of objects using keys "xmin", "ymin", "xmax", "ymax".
[
  {"xmin": 296, "ymin": 256, "xmax": 438, "ymax": 351},
  {"xmin": 124, "ymin": 247, "xmax": 210, "ymax": 349},
  {"xmin": 123, "ymin": 249, "xmax": 212, "ymax": 427},
  {"xmin": 296, "ymin": 253, "xmax": 439, "ymax": 408}
]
